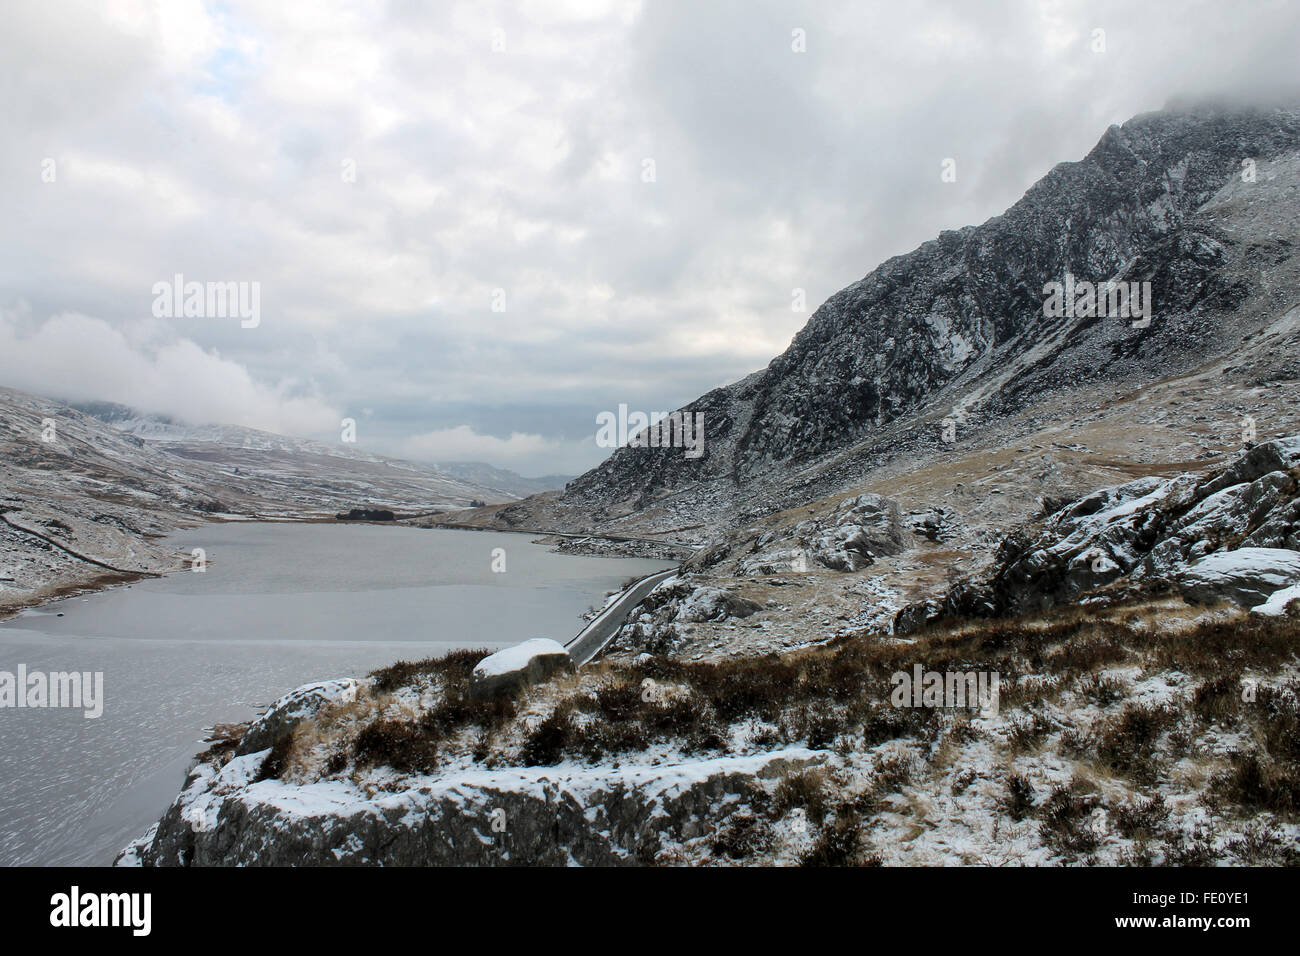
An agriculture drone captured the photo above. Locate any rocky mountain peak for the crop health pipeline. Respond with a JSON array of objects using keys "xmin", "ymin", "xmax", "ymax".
[{"xmin": 557, "ymin": 104, "xmax": 1300, "ymax": 533}]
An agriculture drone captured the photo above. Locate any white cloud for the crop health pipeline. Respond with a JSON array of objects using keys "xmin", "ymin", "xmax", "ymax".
[
  {"xmin": 2, "ymin": 0, "xmax": 1298, "ymax": 473},
  {"xmin": 0, "ymin": 308, "xmax": 338, "ymax": 435}
]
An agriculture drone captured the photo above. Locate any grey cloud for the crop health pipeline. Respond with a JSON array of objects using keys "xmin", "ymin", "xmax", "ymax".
[{"xmin": 2, "ymin": 0, "xmax": 1298, "ymax": 477}]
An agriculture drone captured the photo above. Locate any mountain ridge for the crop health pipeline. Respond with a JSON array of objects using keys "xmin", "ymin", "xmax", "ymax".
[
  {"xmin": 0, "ymin": 387, "xmax": 521, "ymax": 613},
  {"xmin": 70, "ymin": 400, "xmax": 569, "ymax": 497},
  {"xmin": 462, "ymin": 103, "xmax": 1300, "ymax": 540}
]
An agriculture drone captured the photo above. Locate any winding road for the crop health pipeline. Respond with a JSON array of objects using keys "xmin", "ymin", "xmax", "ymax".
[{"xmin": 564, "ymin": 567, "xmax": 679, "ymax": 666}]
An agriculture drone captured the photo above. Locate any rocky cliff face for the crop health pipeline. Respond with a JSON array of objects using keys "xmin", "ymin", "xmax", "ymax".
[{"xmin": 551, "ymin": 104, "xmax": 1300, "ymax": 533}]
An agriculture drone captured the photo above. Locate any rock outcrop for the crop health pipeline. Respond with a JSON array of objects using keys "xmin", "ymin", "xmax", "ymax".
[
  {"xmin": 236, "ymin": 679, "xmax": 368, "ymax": 756},
  {"xmin": 898, "ymin": 436, "xmax": 1300, "ymax": 627},
  {"xmin": 606, "ymin": 577, "xmax": 768, "ymax": 654},
  {"xmin": 740, "ymin": 493, "xmax": 909, "ymax": 575},
  {"xmin": 120, "ymin": 748, "xmax": 821, "ymax": 866},
  {"xmin": 674, "ymin": 586, "xmax": 763, "ymax": 623},
  {"xmin": 1176, "ymin": 547, "xmax": 1300, "ymax": 607}
]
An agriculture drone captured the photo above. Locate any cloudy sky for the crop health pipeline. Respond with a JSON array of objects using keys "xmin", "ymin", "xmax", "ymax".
[{"xmin": 2, "ymin": 0, "xmax": 1297, "ymax": 476}]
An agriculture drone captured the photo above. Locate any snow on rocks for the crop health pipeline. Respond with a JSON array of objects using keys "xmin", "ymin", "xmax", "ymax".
[
  {"xmin": 674, "ymin": 586, "xmax": 762, "ymax": 623},
  {"xmin": 1177, "ymin": 548, "xmax": 1300, "ymax": 608},
  {"xmin": 469, "ymin": 638, "xmax": 574, "ymax": 699},
  {"xmin": 902, "ymin": 436, "xmax": 1300, "ymax": 623},
  {"xmin": 739, "ymin": 493, "xmax": 910, "ymax": 575},
  {"xmin": 802, "ymin": 494, "xmax": 909, "ymax": 572},
  {"xmin": 608, "ymin": 578, "xmax": 764, "ymax": 655},
  {"xmin": 237, "ymin": 678, "xmax": 369, "ymax": 756},
  {"xmin": 118, "ymin": 747, "xmax": 823, "ymax": 866},
  {"xmin": 1252, "ymin": 582, "xmax": 1300, "ymax": 617},
  {"xmin": 907, "ymin": 507, "xmax": 954, "ymax": 542}
]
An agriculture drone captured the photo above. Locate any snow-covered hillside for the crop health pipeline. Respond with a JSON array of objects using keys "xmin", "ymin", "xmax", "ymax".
[{"xmin": 0, "ymin": 388, "xmax": 517, "ymax": 614}]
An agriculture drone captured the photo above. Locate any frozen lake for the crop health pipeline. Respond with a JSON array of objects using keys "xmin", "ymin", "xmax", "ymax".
[{"xmin": 0, "ymin": 521, "xmax": 673, "ymax": 866}]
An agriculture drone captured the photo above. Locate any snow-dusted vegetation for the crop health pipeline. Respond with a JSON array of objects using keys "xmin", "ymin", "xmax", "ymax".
[{"xmin": 121, "ymin": 599, "xmax": 1300, "ymax": 866}]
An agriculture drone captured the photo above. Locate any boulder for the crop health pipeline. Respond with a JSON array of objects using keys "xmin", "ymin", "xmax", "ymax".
[
  {"xmin": 608, "ymin": 579, "xmax": 694, "ymax": 654},
  {"xmin": 1252, "ymin": 582, "xmax": 1300, "ymax": 617},
  {"xmin": 893, "ymin": 599, "xmax": 944, "ymax": 635},
  {"xmin": 237, "ymin": 679, "xmax": 367, "ymax": 756},
  {"xmin": 674, "ymin": 586, "xmax": 763, "ymax": 623},
  {"xmin": 683, "ymin": 539, "xmax": 731, "ymax": 572},
  {"xmin": 908, "ymin": 508, "xmax": 952, "ymax": 542},
  {"xmin": 736, "ymin": 493, "xmax": 910, "ymax": 575},
  {"xmin": 795, "ymin": 494, "xmax": 908, "ymax": 572},
  {"xmin": 469, "ymin": 638, "xmax": 575, "ymax": 699},
  {"xmin": 1175, "ymin": 547, "xmax": 1300, "ymax": 607}
]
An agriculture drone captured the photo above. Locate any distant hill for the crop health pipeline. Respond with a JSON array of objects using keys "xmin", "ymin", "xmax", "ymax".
[
  {"xmin": 433, "ymin": 461, "xmax": 571, "ymax": 498},
  {"xmin": 0, "ymin": 388, "xmax": 532, "ymax": 611},
  {"xmin": 70, "ymin": 401, "xmax": 527, "ymax": 507}
]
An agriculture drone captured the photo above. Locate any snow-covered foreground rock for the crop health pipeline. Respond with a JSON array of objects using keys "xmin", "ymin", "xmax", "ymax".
[{"xmin": 121, "ymin": 746, "xmax": 821, "ymax": 866}]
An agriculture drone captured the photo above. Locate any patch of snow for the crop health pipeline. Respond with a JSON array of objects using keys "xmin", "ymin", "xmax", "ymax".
[
  {"xmin": 1252, "ymin": 581, "xmax": 1300, "ymax": 616},
  {"xmin": 473, "ymin": 638, "xmax": 569, "ymax": 679}
]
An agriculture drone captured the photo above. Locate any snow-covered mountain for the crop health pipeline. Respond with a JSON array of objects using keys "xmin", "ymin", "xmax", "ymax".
[
  {"xmin": 434, "ymin": 461, "xmax": 572, "ymax": 498},
  {"xmin": 0, "ymin": 389, "xmax": 517, "ymax": 612},
  {"xmin": 73, "ymin": 402, "xmax": 566, "ymax": 499},
  {"xmin": 476, "ymin": 103, "xmax": 1300, "ymax": 540}
]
